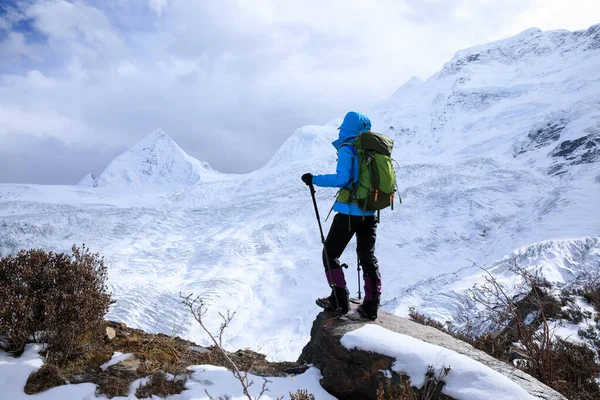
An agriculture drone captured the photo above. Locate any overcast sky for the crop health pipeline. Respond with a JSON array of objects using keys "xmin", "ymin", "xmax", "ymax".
[{"xmin": 0, "ymin": 0, "xmax": 598, "ymax": 184}]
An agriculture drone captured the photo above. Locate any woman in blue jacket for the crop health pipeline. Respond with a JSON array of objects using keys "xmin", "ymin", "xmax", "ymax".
[{"xmin": 301, "ymin": 111, "xmax": 381, "ymax": 320}]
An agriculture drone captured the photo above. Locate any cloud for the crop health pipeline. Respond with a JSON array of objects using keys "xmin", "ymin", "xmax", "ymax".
[
  {"xmin": 508, "ymin": 0, "xmax": 600, "ymax": 34},
  {"xmin": 0, "ymin": 0, "xmax": 597, "ymax": 183},
  {"xmin": 0, "ymin": 134, "xmax": 123, "ymax": 184},
  {"xmin": 148, "ymin": 0, "xmax": 169, "ymax": 16}
]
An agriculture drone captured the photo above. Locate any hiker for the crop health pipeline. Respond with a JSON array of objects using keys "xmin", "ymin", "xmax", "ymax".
[{"xmin": 301, "ymin": 111, "xmax": 382, "ymax": 320}]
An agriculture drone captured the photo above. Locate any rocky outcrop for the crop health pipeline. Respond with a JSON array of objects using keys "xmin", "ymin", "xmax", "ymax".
[{"xmin": 298, "ymin": 304, "xmax": 567, "ymax": 400}]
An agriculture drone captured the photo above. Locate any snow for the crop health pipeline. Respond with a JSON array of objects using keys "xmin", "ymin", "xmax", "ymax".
[
  {"xmin": 546, "ymin": 296, "xmax": 598, "ymax": 344},
  {"xmin": 341, "ymin": 324, "xmax": 535, "ymax": 400},
  {"xmin": 0, "ymin": 24, "xmax": 599, "ymax": 366},
  {"xmin": 0, "ymin": 345, "xmax": 97, "ymax": 400},
  {"xmin": 184, "ymin": 365, "xmax": 336, "ymax": 400},
  {"xmin": 549, "ymin": 321, "xmax": 585, "ymax": 343},
  {"xmin": 99, "ymin": 352, "xmax": 133, "ymax": 371},
  {"xmin": 0, "ymin": 346, "xmax": 335, "ymax": 400}
]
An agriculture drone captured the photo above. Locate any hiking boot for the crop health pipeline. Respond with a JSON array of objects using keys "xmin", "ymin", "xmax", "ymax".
[
  {"xmin": 357, "ymin": 300, "xmax": 378, "ymax": 320},
  {"xmin": 315, "ymin": 287, "xmax": 350, "ymax": 314}
]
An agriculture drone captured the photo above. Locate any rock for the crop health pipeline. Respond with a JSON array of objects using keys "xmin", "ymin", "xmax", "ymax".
[
  {"xmin": 298, "ymin": 311, "xmax": 399, "ymax": 399},
  {"xmin": 105, "ymin": 320, "xmax": 128, "ymax": 336},
  {"xmin": 105, "ymin": 327, "xmax": 116, "ymax": 341},
  {"xmin": 113, "ymin": 357, "xmax": 140, "ymax": 373},
  {"xmin": 508, "ymin": 346, "xmax": 530, "ymax": 362},
  {"xmin": 101, "ymin": 354, "xmax": 141, "ymax": 373},
  {"xmin": 187, "ymin": 346, "xmax": 211, "ymax": 354},
  {"xmin": 298, "ymin": 304, "xmax": 567, "ymax": 400},
  {"xmin": 70, "ymin": 373, "xmax": 96, "ymax": 384},
  {"xmin": 284, "ymin": 365, "xmax": 310, "ymax": 375}
]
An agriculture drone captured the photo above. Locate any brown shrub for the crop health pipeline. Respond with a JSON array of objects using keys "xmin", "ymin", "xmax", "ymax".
[
  {"xmin": 529, "ymin": 339, "xmax": 600, "ymax": 400},
  {"xmin": 24, "ymin": 364, "xmax": 65, "ymax": 394},
  {"xmin": 289, "ymin": 389, "xmax": 316, "ymax": 400},
  {"xmin": 0, "ymin": 245, "xmax": 112, "ymax": 362}
]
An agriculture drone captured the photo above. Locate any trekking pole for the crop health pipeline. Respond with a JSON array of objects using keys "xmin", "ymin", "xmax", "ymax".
[
  {"xmin": 309, "ymin": 183, "xmax": 326, "ymax": 243},
  {"xmin": 308, "ymin": 183, "xmax": 341, "ymax": 311},
  {"xmin": 357, "ymin": 251, "xmax": 362, "ymax": 300}
]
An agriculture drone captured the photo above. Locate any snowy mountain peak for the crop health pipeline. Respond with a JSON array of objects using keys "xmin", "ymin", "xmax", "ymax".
[
  {"xmin": 130, "ymin": 128, "xmax": 178, "ymax": 155},
  {"xmin": 77, "ymin": 173, "xmax": 96, "ymax": 187},
  {"xmin": 265, "ymin": 124, "xmax": 338, "ymax": 169},
  {"xmin": 442, "ymin": 24, "xmax": 600, "ymax": 76},
  {"xmin": 92, "ymin": 129, "xmax": 218, "ymax": 191},
  {"xmin": 391, "ymin": 76, "xmax": 423, "ymax": 98},
  {"xmin": 403, "ymin": 76, "xmax": 424, "ymax": 88}
]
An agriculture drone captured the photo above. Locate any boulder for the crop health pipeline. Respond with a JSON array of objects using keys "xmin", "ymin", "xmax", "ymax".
[{"xmin": 299, "ymin": 304, "xmax": 567, "ymax": 400}]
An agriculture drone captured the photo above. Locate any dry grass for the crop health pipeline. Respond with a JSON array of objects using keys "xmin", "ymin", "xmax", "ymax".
[
  {"xmin": 19, "ymin": 320, "xmax": 300, "ymax": 398},
  {"xmin": 375, "ymin": 368, "xmax": 453, "ymax": 400},
  {"xmin": 376, "ymin": 378, "xmax": 417, "ymax": 400},
  {"xmin": 135, "ymin": 372, "xmax": 187, "ymax": 399},
  {"xmin": 96, "ymin": 369, "xmax": 141, "ymax": 398},
  {"xmin": 409, "ymin": 308, "xmax": 511, "ymax": 362}
]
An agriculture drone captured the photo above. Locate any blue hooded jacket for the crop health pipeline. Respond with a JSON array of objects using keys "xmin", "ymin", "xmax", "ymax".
[{"xmin": 312, "ymin": 111, "xmax": 376, "ymax": 217}]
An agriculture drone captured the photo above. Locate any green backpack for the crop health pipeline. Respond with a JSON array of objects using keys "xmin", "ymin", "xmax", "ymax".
[{"xmin": 337, "ymin": 131, "xmax": 401, "ymax": 213}]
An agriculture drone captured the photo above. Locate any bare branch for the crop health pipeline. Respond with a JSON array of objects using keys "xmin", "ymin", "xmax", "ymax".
[
  {"xmin": 181, "ymin": 293, "xmax": 258, "ymax": 400},
  {"xmin": 258, "ymin": 377, "xmax": 272, "ymax": 399}
]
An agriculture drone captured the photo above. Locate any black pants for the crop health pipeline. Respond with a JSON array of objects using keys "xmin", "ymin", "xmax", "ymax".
[{"xmin": 322, "ymin": 213, "xmax": 381, "ymax": 302}]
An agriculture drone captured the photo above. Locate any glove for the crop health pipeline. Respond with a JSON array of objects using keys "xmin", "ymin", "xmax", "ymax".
[{"xmin": 301, "ymin": 173, "xmax": 313, "ymax": 186}]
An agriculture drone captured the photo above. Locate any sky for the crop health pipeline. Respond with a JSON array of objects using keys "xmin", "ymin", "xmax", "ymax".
[{"xmin": 0, "ymin": 0, "xmax": 598, "ymax": 184}]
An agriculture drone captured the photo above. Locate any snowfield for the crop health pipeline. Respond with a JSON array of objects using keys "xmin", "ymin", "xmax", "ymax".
[{"xmin": 1, "ymin": 24, "xmax": 599, "ymax": 376}]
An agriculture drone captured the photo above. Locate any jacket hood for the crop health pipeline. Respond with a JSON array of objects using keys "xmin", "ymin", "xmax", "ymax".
[{"xmin": 332, "ymin": 111, "xmax": 371, "ymax": 148}]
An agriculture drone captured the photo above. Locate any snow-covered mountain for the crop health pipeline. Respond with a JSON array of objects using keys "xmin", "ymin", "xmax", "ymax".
[
  {"xmin": 77, "ymin": 173, "xmax": 96, "ymax": 187},
  {"xmin": 85, "ymin": 129, "xmax": 219, "ymax": 191},
  {"xmin": 370, "ymin": 23, "xmax": 600, "ymax": 327},
  {"xmin": 1, "ymin": 24, "xmax": 599, "ymax": 362},
  {"xmin": 376, "ymin": 24, "xmax": 600, "ymax": 171}
]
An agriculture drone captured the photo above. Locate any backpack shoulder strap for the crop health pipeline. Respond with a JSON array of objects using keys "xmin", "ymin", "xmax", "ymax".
[{"xmin": 336, "ymin": 141, "xmax": 355, "ymax": 155}]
